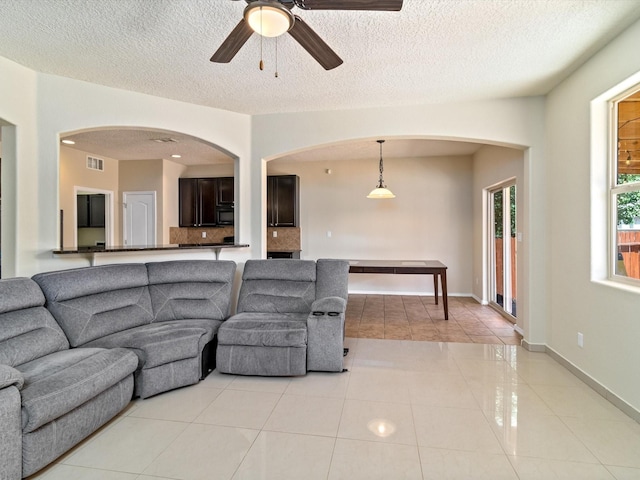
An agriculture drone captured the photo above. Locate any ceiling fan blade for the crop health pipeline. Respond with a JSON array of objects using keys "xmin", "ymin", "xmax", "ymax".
[
  {"xmin": 210, "ymin": 19, "xmax": 254, "ymax": 63},
  {"xmin": 294, "ymin": 0, "xmax": 403, "ymax": 11},
  {"xmin": 288, "ymin": 16, "xmax": 343, "ymax": 70}
]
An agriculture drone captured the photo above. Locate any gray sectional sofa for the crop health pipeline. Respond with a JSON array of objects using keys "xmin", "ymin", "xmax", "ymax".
[
  {"xmin": 0, "ymin": 277, "xmax": 139, "ymax": 479},
  {"xmin": 0, "ymin": 258, "xmax": 348, "ymax": 479},
  {"xmin": 33, "ymin": 260, "xmax": 236, "ymax": 399}
]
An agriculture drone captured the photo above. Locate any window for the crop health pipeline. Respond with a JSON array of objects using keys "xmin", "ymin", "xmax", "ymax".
[{"xmin": 612, "ymin": 87, "xmax": 640, "ymax": 281}]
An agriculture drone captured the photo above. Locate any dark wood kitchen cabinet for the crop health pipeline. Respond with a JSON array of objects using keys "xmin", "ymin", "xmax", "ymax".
[
  {"xmin": 267, "ymin": 175, "xmax": 299, "ymax": 227},
  {"xmin": 77, "ymin": 194, "xmax": 105, "ymax": 228},
  {"xmin": 179, "ymin": 177, "xmax": 234, "ymax": 227},
  {"xmin": 216, "ymin": 177, "xmax": 234, "ymax": 206},
  {"xmin": 179, "ymin": 178, "xmax": 217, "ymax": 227}
]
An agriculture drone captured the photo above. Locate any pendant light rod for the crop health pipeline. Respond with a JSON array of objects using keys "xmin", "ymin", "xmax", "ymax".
[{"xmin": 376, "ymin": 139, "xmax": 386, "ymax": 188}]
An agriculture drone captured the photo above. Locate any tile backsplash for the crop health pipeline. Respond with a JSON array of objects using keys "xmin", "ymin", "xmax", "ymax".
[
  {"xmin": 267, "ymin": 227, "xmax": 300, "ymax": 251},
  {"xmin": 169, "ymin": 227, "xmax": 234, "ymax": 244}
]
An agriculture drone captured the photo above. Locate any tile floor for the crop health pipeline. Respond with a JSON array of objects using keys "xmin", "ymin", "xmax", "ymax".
[
  {"xmin": 346, "ymin": 294, "xmax": 523, "ymax": 345},
  {"xmin": 29, "ymin": 338, "xmax": 640, "ymax": 480}
]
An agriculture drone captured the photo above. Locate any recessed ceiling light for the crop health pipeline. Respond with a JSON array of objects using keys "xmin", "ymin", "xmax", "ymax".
[
  {"xmin": 61, "ymin": 139, "xmax": 75, "ymax": 145},
  {"xmin": 171, "ymin": 154, "xmax": 182, "ymax": 158}
]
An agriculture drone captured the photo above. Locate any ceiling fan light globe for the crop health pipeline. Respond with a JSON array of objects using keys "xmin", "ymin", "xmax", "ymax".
[
  {"xmin": 244, "ymin": 3, "xmax": 294, "ymax": 37},
  {"xmin": 367, "ymin": 187, "xmax": 396, "ymax": 199}
]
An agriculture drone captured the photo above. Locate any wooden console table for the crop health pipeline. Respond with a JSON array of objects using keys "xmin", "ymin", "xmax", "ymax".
[{"xmin": 348, "ymin": 260, "xmax": 448, "ymax": 320}]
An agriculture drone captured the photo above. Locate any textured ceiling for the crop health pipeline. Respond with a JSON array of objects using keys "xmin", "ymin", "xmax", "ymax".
[
  {"xmin": 3, "ymin": 0, "xmax": 640, "ymax": 163},
  {"xmin": 1, "ymin": 0, "xmax": 640, "ymax": 116}
]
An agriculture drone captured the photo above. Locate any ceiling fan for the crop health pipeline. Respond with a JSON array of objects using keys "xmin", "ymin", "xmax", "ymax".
[{"xmin": 210, "ymin": 0, "xmax": 404, "ymax": 71}]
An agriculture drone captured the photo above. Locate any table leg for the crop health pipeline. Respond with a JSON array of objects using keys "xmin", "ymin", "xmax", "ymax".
[
  {"xmin": 433, "ymin": 273, "xmax": 438, "ymax": 305},
  {"xmin": 441, "ymin": 270, "xmax": 448, "ymax": 320}
]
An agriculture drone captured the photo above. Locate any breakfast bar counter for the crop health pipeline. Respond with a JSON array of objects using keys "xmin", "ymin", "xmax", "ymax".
[{"xmin": 53, "ymin": 243, "xmax": 249, "ymax": 264}]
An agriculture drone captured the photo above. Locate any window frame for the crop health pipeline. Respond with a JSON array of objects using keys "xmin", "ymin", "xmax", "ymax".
[{"xmin": 608, "ymin": 85, "xmax": 640, "ymax": 286}]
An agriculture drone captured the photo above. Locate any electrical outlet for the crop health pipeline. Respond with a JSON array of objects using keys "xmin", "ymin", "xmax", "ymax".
[
  {"xmin": 327, "ymin": 231, "xmax": 332, "ymax": 238},
  {"xmin": 273, "ymin": 231, "xmax": 277, "ymax": 238},
  {"xmin": 201, "ymin": 231, "xmax": 206, "ymax": 239},
  {"xmin": 577, "ymin": 332, "xmax": 584, "ymax": 348}
]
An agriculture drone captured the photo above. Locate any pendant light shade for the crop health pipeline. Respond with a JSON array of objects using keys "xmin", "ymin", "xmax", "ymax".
[
  {"xmin": 367, "ymin": 140, "xmax": 395, "ymax": 199},
  {"xmin": 244, "ymin": 1, "xmax": 294, "ymax": 38}
]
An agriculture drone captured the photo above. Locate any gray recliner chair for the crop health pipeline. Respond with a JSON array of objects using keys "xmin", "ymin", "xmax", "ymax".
[{"xmin": 216, "ymin": 259, "xmax": 349, "ymax": 376}]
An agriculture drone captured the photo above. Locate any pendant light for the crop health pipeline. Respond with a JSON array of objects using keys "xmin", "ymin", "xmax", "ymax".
[{"xmin": 367, "ymin": 140, "xmax": 396, "ymax": 199}]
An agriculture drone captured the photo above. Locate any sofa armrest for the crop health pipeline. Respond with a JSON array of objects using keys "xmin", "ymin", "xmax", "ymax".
[
  {"xmin": 0, "ymin": 368, "xmax": 23, "ymax": 480},
  {"xmin": 0, "ymin": 364, "xmax": 24, "ymax": 390},
  {"xmin": 310, "ymin": 296, "xmax": 346, "ymax": 316},
  {"xmin": 307, "ymin": 297, "xmax": 347, "ymax": 373}
]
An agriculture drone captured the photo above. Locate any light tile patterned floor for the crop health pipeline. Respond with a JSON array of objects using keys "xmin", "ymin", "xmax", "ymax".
[
  {"xmin": 29, "ymin": 338, "xmax": 640, "ymax": 480},
  {"xmin": 346, "ymin": 294, "xmax": 523, "ymax": 345}
]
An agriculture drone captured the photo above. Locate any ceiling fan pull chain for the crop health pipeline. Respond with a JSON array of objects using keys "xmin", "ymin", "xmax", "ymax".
[
  {"xmin": 259, "ymin": 6, "xmax": 264, "ymax": 70},
  {"xmin": 275, "ymin": 36, "xmax": 279, "ymax": 78}
]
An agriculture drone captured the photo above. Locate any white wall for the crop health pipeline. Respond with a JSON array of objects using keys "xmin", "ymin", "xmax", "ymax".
[
  {"xmin": 253, "ymin": 97, "xmax": 546, "ymax": 344},
  {"xmin": 269, "ymin": 155, "xmax": 474, "ymax": 295},
  {"xmin": 0, "ymin": 55, "xmax": 547, "ymax": 355},
  {"xmin": 0, "ymin": 56, "xmax": 38, "ymax": 278},
  {"xmin": 546, "ymin": 18, "xmax": 640, "ymax": 411},
  {"xmin": 27, "ymin": 73, "xmax": 253, "ymax": 273}
]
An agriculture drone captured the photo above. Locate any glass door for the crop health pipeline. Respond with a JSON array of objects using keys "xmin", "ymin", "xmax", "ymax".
[{"xmin": 489, "ymin": 182, "xmax": 517, "ymax": 319}]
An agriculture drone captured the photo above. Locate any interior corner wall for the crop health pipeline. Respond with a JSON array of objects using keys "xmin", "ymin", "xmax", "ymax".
[
  {"xmin": 545, "ymin": 17, "xmax": 640, "ymax": 411},
  {"xmin": 269, "ymin": 155, "xmax": 473, "ymax": 295},
  {"xmin": 162, "ymin": 159, "xmax": 187, "ymax": 245}
]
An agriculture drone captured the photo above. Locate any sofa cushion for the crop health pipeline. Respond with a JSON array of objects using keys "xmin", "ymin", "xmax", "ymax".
[
  {"xmin": 147, "ymin": 260, "xmax": 236, "ymax": 323},
  {"xmin": 0, "ymin": 278, "xmax": 69, "ymax": 367},
  {"xmin": 218, "ymin": 312, "xmax": 308, "ymax": 348},
  {"xmin": 237, "ymin": 260, "xmax": 317, "ymax": 314},
  {"xmin": 33, "ymin": 264, "xmax": 153, "ymax": 347},
  {"xmin": 82, "ymin": 323, "xmax": 211, "ymax": 369},
  {"xmin": 315, "ymin": 259, "xmax": 349, "ymax": 301},
  {"xmin": 17, "ymin": 347, "xmax": 138, "ymax": 434}
]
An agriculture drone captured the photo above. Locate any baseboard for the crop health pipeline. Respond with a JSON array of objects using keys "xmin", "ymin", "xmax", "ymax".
[
  {"xmin": 470, "ymin": 294, "xmax": 488, "ymax": 305},
  {"xmin": 522, "ymin": 343, "xmax": 640, "ymax": 423},
  {"xmin": 347, "ymin": 290, "xmax": 470, "ymax": 297}
]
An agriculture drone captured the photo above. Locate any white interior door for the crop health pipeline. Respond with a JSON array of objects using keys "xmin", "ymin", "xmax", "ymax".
[{"xmin": 123, "ymin": 191, "xmax": 156, "ymax": 246}]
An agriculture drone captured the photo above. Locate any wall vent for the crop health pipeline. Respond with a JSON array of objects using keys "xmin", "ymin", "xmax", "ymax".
[{"xmin": 86, "ymin": 156, "xmax": 104, "ymax": 171}]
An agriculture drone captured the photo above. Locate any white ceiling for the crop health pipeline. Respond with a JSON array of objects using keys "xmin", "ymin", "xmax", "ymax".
[
  {"xmin": 3, "ymin": 0, "xmax": 640, "ymax": 162},
  {"xmin": 61, "ymin": 128, "xmax": 234, "ymax": 165}
]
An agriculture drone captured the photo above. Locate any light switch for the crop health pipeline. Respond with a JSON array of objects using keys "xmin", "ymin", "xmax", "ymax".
[{"xmin": 273, "ymin": 231, "xmax": 278, "ymax": 238}]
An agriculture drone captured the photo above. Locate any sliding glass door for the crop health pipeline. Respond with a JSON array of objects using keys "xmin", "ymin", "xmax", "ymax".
[{"xmin": 489, "ymin": 182, "xmax": 517, "ymax": 319}]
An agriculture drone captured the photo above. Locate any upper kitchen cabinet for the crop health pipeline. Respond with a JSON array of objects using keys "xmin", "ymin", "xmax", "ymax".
[
  {"xmin": 216, "ymin": 177, "xmax": 234, "ymax": 206},
  {"xmin": 179, "ymin": 178, "xmax": 217, "ymax": 227},
  {"xmin": 179, "ymin": 177, "xmax": 234, "ymax": 227},
  {"xmin": 77, "ymin": 194, "xmax": 105, "ymax": 228},
  {"xmin": 267, "ymin": 175, "xmax": 299, "ymax": 227}
]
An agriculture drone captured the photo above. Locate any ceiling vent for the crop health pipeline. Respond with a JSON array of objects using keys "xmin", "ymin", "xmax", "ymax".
[
  {"xmin": 151, "ymin": 137, "xmax": 178, "ymax": 143},
  {"xmin": 86, "ymin": 156, "xmax": 104, "ymax": 171}
]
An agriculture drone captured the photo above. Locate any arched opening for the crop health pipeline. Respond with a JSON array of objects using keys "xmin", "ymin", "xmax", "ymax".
[
  {"xmin": 263, "ymin": 136, "xmax": 526, "ymax": 338},
  {"xmin": 58, "ymin": 127, "xmax": 239, "ymax": 249}
]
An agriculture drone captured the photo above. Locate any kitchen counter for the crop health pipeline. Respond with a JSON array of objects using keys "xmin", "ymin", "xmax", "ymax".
[{"xmin": 53, "ymin": 243, "xmax": 249, "ymax": 263}]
